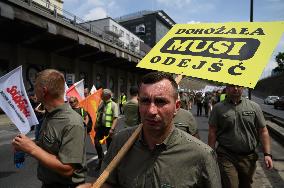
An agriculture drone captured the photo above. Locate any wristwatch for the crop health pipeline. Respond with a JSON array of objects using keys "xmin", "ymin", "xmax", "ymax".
[{"xmin": 264, "ymin": 152, "xmax": 272, "ymax": 159}]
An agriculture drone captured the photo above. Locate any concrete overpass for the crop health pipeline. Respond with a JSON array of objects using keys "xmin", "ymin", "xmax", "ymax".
[{"xmin": 0, "ymin": 0, "xmax": 149, "ymax": 100}]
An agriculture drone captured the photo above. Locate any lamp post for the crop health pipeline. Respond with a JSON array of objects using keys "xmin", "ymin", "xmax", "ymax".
[{"xmin": 248, "ymin": 0, "xmax": 253, "ymax": 100}]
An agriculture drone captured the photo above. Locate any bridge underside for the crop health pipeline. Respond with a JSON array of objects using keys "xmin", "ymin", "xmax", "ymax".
[
  {"xmin": 0, "ymin": 0, "xmax": 147, "ymax": 71},
  {"xmin": 0, "ymin": 1, "xmax": 151, "ymax": 97}
]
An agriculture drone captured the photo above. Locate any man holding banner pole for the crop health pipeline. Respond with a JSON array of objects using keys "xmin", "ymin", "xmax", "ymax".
[
  {"xmin": 81, "ymin": 72, "xmax": 221, "ymax": 188},
  {"xmin": 12, "ymin": 69, "xmax": 86, "ymax": 188}
]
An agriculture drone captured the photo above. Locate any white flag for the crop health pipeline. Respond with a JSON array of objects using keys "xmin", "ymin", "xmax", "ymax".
[
  {"xmin": 0, "ymin": 66, "xmax": 38, "ymax": 134},
  {"xmin": 75, "ymin": 79, "xmax": 85, "ymax": 100},
  {"xmin": 90, "ymin": 85, "xmax": 97, "ymax": 94},
  {"xmin": 64, "ymin": 82, "xmax": 69, "ymax": 102}
]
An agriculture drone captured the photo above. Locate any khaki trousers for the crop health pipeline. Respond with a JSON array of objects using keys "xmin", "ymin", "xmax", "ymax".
[{"xmin": 216, "ymin": 146, "xmax": 258, "ymax": 188}]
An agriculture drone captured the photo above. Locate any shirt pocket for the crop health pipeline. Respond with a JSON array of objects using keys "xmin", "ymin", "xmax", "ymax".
[
  {"xmin": 42, "ymin": 133, "xmax": 60, "ymax": 155},
  {"xmin": 242, "ymin": 111, "xmax": 256, "ymax": 125},
  {"xmin": 218, "ymin": 112, "xmax": 236, "ymax": 132},
  {"xmin": 221, "ymin": 112, "xmax": 234, "ymax": 124}
]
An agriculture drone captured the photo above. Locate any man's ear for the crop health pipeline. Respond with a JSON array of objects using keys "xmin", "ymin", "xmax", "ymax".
[
  {"xmin": 174, "ymin": 99, "xmax": 181, "ymax": 115},
  {"xmin": 42, "ymin": 87, "xmax": 48, "ymax": 98}
]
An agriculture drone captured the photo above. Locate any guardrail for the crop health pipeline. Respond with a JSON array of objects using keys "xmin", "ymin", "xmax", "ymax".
[
  {"xmin": 263, "ymin": 111, "xmax": 284, "ymax": 146},
  {"xmin": 17, "ymin": 0, "xmax": 142, "ymax": 57},
  {"xmin": 263, "ymin": 111, "xmax": 284, "ymax": 128}
]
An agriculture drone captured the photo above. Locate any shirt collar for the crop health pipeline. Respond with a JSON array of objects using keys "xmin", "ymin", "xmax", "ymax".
[
  {"xmin": 46, "ymin": 103, "xmax": 69, "ymax": 117},
  {"xmin": 138, "ymin": 126, "xmax": 178, "ymax": 150},
  {"xmin": 226, "ymin": 97, "xmax": 243, "ymax": 105}
]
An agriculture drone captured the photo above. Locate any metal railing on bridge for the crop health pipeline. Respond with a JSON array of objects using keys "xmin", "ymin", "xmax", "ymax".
[{"xmin": 18, "ymin": 0, "xmax": 143, "ymax": 57}]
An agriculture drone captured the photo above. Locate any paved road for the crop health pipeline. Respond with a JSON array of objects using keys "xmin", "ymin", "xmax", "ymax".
[
  {"xmin": 252, "ymin": 95, "xmax": 284, "ymax": 118},
  {"xmin": 195, "ymin": 110, "xmax": 284, "ymax": 188},
  {"xmin": 0, "ymin": 99, "xmax": 283, "ymax": 187}
]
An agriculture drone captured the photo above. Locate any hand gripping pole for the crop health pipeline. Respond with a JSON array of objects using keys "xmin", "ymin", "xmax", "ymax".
[{"xmin": 92, "ymin": 124, "xmax": 143, "ymax": 188}]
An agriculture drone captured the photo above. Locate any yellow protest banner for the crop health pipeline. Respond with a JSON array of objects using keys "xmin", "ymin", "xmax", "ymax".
[{"xmin": 137, "ymin": 22, "xmax": 284, "ymax": 88}]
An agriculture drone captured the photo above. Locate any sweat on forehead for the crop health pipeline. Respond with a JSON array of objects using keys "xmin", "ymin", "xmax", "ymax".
[
  {"xmin": 138, "ymin": 72, "xmax": 178, "ymax": 98},
  {"xmin": 139, "ymin": 79, "xmax": 177, "ymax": 99}
]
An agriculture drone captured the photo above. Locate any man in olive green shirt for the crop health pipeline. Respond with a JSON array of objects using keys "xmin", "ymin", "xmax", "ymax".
[
  {"xmin": 208, "ymin": 84, "xmax": 273, "ymax": 188},
  {"xmin": 13, "ymin": 69, "xmax": 86, "ymax": 188},
  {"xmin": 173, "ymin": 108, "xmax": 200, "ymax": 138},
  {"xmin": 123, "ymin": 86, "xmax": 140, "ymax": 127},
  {"xmin": 97, "ymin": 72, "xmax": 221, "ymax": 188}
]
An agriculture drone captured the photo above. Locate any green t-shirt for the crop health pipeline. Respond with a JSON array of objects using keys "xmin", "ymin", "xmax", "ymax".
[
  {"xmin": 123, "ymin": 100, "xmax": 139, "ymax": 127},
  {"xmin": 180, "ymin": 95, "xmax": 189, "ymax": 110},
  {"xmin": 173, "ymin": 108, "xmax": 198, "ymax": 135},
  {"xmin": 209, "ymin": 97, "xmax": 266, "ymax": 153},
  {"xmin": 101, "ymin": 126, "xmax": 221, "ymax": 188},
  {"xmin": 37, "ymin": 103, "xmax": 86, "ymax": 184}
]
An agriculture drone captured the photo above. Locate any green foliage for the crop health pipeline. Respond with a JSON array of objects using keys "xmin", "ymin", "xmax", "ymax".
[
  {"xmin": 272, "ymin": 52, "xmax": 284, "ymax": 74},
  {"xmin": 276, "ymin": 52, "xmax": 284, "ymax": 67}
]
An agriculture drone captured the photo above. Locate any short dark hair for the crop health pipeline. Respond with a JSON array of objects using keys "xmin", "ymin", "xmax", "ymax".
[
  {"xmin": 138, "ymin": 72, "xmax": 178, "ymax": 99},
  {"xmin": 129, "ymin": 86, "xmax": 138, "ymax": 96}
]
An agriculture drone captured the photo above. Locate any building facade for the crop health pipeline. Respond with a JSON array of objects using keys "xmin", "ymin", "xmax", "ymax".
[
  {"xmin": 82, "ymin": 18, "xmax": 144, "ymax": 55},
  {"xmin": 0, "ymin": 0, "xmax": 148, "ymax": 101},
  {"xmin": 33, "ymin": 0, "xmax": 63, "ymax": 15},
  {"xmin": 116, "ymin": 10, "xmax": 175, "ymax": 48}
]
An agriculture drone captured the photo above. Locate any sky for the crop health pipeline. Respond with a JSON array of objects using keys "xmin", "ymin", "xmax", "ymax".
[{"xmin": 63, "ymin": 0, "xmax": 284, "ymax": 78}]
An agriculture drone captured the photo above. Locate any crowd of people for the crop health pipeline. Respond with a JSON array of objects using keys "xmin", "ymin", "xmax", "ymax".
[
  {"xmin": 12, "ymin": 69, "xmax": 273, "ymax": 188},
  {"xmin": 178, "ymin": 88, "xmax": 228, "ymax": 117}
]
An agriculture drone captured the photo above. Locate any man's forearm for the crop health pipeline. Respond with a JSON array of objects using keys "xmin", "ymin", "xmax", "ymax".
[
  {"xmin": 111, "ymin": 118, "xmax": 118, "ymax": 130},
  {"xmin": 31, "ymin": 146, "xmax": 74, "ymax": 177},
  {"xmin": 259, "ymin": 127, "xmax": 271, "ymax": 154},
  {"xmin": 84, "ymin": 115, "xmax": 89, "ymax": 126},
  {"xmin": 208, "ymin": 125, "xmax": 217, "ymax": 149},
  {"xmin": 259, "ymin": 126, "xmax": 273, "ymax": 169}
]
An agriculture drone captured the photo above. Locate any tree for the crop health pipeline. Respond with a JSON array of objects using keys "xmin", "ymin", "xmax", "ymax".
[
  {"xmin": 272, "ymin": 52, "xmax": 284, "ymax": 74},
  {"xmin": 276, "ymin": 52, "xmax": 284, "ymax": 68}
]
